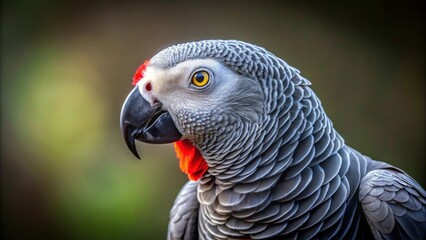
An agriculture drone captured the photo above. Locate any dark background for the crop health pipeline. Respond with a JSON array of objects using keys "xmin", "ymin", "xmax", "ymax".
[{"xmin": 1, "ymin": 1, "xmax": 424, "ymax": 239}]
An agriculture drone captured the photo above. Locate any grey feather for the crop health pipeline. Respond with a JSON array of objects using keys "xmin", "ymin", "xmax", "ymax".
[
  {"xmin": 168, "ymin": 181, "xmax": 199, "ymax": 240},
  {"xmin": 360, "ymin": 168, "xmax": 426, "ymax": 239}
]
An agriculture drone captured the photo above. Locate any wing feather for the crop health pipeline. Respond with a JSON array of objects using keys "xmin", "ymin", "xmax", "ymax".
[
  {"xmin": 168, "ymin": 181, "xmax": 199, "ymax": 240},
  {"xmin": 359, "ymin": 168, "xmax": 426, "ymax": 239}
]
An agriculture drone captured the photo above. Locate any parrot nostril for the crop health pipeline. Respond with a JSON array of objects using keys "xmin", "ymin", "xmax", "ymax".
[{"xmin": 145, "ymin": 82, "xmax": 152, "ymax": 92}]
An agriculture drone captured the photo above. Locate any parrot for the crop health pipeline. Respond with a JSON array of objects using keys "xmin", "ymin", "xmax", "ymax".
[{"xmin": 120, "ymin": 40, "xmax": 426, "ymax": 239}]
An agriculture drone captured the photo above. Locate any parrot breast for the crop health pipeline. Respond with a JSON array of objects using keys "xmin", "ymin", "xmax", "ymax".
[{"xmin": 174, "ymin": 139, "xmax": 208, "ymax": 181}]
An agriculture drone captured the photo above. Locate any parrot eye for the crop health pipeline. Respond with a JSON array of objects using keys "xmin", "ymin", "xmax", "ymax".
[{"xmin": 191, "ymin": 71, "xmax": 210, "ymax": 87}]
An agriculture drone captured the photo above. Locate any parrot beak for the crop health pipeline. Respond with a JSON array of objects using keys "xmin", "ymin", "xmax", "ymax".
[{"xmin": 120, "ymin": 87, "xmax": 182, "ymax": 159}]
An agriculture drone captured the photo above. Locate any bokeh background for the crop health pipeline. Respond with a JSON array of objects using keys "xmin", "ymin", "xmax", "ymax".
[{"xmin": 1, "ymin": 1, "xmax": 424, "ymax": 239}]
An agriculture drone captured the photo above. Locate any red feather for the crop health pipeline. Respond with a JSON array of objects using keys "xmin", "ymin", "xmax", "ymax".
[
  {"xmin": 132, "ymin": 60, "xmax": 150, "ymax": 86},
  {"xmin": 174, "ymin": 139, "xmax": 209, "ymax": 181}
]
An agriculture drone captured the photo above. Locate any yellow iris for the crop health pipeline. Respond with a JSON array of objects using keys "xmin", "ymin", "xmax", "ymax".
[{"xmin": 191, "ymin": 71, "xmax": 209, "ymax": 87}]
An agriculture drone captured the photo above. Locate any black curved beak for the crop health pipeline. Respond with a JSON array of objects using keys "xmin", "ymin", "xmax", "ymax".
[{"xmin": 120, "ymin": 87, "xmax": 182, "ymax": 159}]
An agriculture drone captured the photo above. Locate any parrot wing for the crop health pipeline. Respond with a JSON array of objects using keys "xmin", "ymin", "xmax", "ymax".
[
  {"xmin": 359, "ymin": 167, "xmax": 426, "ymax": 240},
  {"xmin": 168, "ymin": 181, "xmax": 199, "ymax": 240}
]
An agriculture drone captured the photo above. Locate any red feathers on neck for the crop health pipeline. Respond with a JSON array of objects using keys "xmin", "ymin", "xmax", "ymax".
[
  {"xmin": 174, "ymin": 139, "xmax": 209, "ymax": 181},
  {"xmin": 132, "ymin": 60, "xmax": 150, "ymax": 86}
]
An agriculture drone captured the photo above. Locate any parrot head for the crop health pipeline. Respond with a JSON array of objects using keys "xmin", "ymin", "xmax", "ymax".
[{"xmin": 120, "ymin": 40, "xmax": 302, "ymax": 181}]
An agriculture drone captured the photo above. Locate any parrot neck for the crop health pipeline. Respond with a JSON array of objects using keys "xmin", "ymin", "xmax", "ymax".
[{"xmin": 174, "ymin": 139, "xmax": 208, "ymax": 181}]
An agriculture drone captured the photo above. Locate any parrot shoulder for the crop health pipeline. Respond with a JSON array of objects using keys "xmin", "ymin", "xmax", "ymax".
[
  {"xmin": 359, "ymin": 167, "xmax": 426, "ymax": 240},
  {"xmin": 168, "ymin": 181, "xmax": 199, "ymax": 240}
]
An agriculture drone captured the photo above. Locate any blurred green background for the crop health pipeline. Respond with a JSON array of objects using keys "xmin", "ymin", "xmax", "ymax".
[{"xmin": 1, "ymin": 1, "xmax": 424, "ymax": 239}]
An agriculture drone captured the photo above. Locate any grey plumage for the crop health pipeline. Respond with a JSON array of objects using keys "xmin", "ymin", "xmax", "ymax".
[
  {"xmin": 141, "ymin": 40, "xmax": 426, "ymax": 239},
  {"xmin": 169, "ymin": 181, "xmax": 199, "ymax": 240}
]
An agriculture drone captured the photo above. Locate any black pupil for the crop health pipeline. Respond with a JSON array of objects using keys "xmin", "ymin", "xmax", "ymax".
[{"xmin": 195, "ymin": 73, "xmax": 204, "ymax": 82}]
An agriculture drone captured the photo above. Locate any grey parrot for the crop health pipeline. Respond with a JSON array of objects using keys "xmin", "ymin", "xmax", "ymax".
[{"xmin": 120, "ymin": 40, "xmax": 426, "ymax": 239}]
